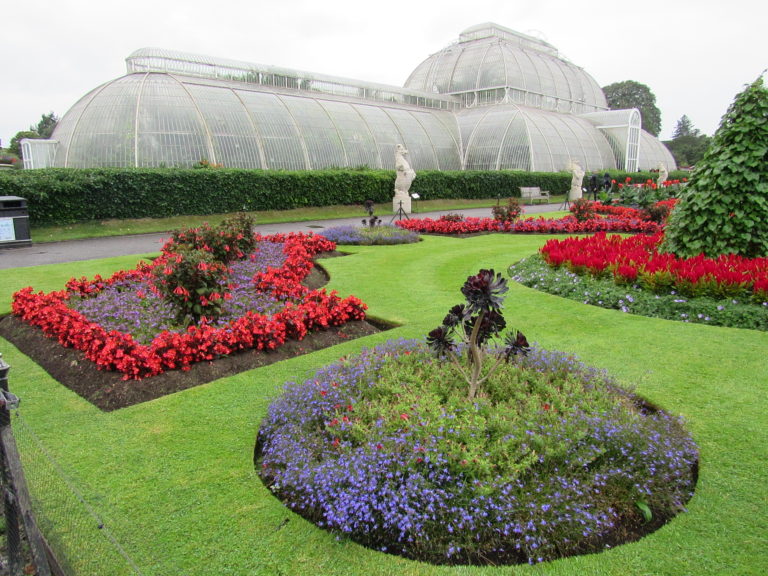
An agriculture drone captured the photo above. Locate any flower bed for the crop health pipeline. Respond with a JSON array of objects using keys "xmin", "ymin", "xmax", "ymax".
[
  {"xmin": 395, "ymin": 212, "xmax": 660, "ymax": 235},
  {"xmin": 256, "ymin": 339, "xmax": 698, "ymax": 566},
  {"xmin": 12, "ymin": 233, "xmax": 367, "ymax": 380},
  {"xmin": 319, "ymin": 224, "xmax": 420, "ymax": 245},
  {"xmin": 540, "ymin": 232, "xmax": 768, "ymax": 301}
]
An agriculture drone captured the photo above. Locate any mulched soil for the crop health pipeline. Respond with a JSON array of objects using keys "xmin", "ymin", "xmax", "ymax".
[{"xmin": 0, "ymin": 256, "xmax": 387, "ymax": 411}]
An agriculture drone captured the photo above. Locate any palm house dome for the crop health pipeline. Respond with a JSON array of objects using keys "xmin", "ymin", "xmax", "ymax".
[
  {"xmin": 405, "ymin": 23, "xmax": 608, "ymax": 114},
  {"xmin": 23, "ymin": 23, "xmax": 675, "ymax": 173}
]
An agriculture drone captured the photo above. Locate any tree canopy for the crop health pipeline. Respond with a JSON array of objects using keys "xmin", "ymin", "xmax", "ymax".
[
  {"xmin": 7, "ymin": 112, "xmax": 58, "ymax": 157},
  {"xmin": 663, "ymin": 75, "xmax": 768, "ymax": 258},
  {"xmin": 602, "ymin": 80, "xmax": 662, "ymax": 136},
  {"xmin": 664, "ymin": 115, "xmax": 711, "ymax": 167},
  {"xmin": 33, "ymin": 112, "xmax": 58, "ymax": 139},
  {"xmin": 673, "ymin": 115, "xmax": 699, "ymax": 138}
]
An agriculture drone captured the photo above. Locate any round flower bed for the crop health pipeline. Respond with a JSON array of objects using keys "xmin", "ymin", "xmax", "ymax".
[
  {"xmin": 256, "ymin": 339, "xmax": 698, "ymax": 566},
  {"xmin": 319, "ymin": 224, "xmax": 420, "ymax": 245}
]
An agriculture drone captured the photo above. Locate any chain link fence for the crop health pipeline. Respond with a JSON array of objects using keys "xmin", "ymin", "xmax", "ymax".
[{"xmin": 1, "ymin": 355, "xmax": 146, "ymax": 576}]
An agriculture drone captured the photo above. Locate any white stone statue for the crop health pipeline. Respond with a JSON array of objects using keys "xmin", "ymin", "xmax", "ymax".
[
  {"xmin": 393, "ymin": 144, "xmax": 415, "ymax": 214},
  {"xmin": 567, "ymin": 159, "xmax": 585, "ymax": 200},
  {"xmin": 656, "ymin": 162, "xmax": 668, "ymax": 188}
]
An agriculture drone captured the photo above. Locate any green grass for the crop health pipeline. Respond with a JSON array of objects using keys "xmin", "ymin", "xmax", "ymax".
[
  {"xmin": 29, "ymin": 197, "xmax": 568, "ymax": 242},
  {"xmin": 1, "ymin": 233, "xmax": 764, "ymax": 575}
]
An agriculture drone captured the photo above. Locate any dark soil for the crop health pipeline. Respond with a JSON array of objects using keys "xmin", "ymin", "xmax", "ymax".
[{"xmin": 0, "ymin": 257, "xmax": 388, "ymax": 412}]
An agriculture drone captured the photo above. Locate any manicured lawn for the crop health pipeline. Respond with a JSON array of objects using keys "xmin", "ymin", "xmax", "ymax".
[{"xmin": 0, "ymin": 234, "xmax": 765, "ymax": 575}]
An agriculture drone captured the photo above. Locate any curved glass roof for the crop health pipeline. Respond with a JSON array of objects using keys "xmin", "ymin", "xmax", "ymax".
[
  {"xmin": 35, "ymin": 23, "xmax": 675, "ymax": 173},
  {"xmin": 458, "ymin": 105, "xmax": 616, "ymax": 172},
  {"xmin": 405, "ymin": 23, "xmax": 608, "ymax": 115},
  {"xmin": 52, "ymin": 73, "xmax": 462, "ymax": 170},
  {"xmin": 637, "ymin": 129, "xmax": 677, "ymax": 171}
]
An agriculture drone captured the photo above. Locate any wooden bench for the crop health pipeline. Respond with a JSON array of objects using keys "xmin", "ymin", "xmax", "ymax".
[{"xmin": 519, "ymin": 186, "xmax": 550, "ymax": 205}]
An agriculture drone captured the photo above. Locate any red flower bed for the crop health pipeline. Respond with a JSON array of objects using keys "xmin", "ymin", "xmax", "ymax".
[
  {"xmin": 12, "ymin": 233, "xmax": 367, "ymax": 380},
  {"xmin": 540, "ymin": 232, "xmax": 768, "ymax": 300},
  {"xmin": 396, "ymin": 212, "xmax": 660, "ymax": 235}
]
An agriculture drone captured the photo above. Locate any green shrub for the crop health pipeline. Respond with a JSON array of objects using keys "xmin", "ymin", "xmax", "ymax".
[
  {"xmin": 663, "ymin": 76, "xmax": 768, "ymax": 258},
  {"xmin": 0, "ymin": 168, "xmax": 573, "ymax": 226},
  {"xmin": 153, "ymin": 246, "xmax": 230, "ymax": 325},
  {"xmin": 491, "ymin": 198, "xmax": 523, "ymax": 223},
  {"xmin": 569, "ymin": 198, "xmax": 596, "ymax": 222}
]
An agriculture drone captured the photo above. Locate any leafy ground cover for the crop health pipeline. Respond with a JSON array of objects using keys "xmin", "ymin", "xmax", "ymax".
[{"xmin": 0, "ymin": 234, "xmax": 765, "ymax": 575}]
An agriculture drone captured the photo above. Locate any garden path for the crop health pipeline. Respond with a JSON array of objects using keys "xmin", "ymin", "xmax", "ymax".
[{"xmin": 0, "ymin": 204, "xmax": 560, "ymax": 269}]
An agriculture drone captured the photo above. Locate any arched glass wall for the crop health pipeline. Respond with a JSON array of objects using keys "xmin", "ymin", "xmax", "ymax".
[
  {"xmin": 637, "ymin": 130, "xmax": 677, "ymax": 171},
  {"xmin": 51, "ymin": 73, "xmax": 463, "ymax": 170},
  {"xmin": 581, "ymin": 109, "xmax": 642, "ymax": 171},
  {"xmin": 459, "ymin": 105, "xmax": 616, "ymax": 172},
  {"xmin": 33, "ymin": 23, "xmax": 674, "ymax": 173}
]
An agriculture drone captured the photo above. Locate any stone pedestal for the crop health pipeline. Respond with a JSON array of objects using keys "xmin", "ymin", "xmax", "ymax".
[{"xmin": 392, "ymin": 193, "xmax": 412, "ymax": 214}]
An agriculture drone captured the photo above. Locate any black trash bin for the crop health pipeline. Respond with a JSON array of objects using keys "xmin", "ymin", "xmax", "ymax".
[{"xmin": 0, "ymin": 196, "xmax": 31, "ymax": 248}]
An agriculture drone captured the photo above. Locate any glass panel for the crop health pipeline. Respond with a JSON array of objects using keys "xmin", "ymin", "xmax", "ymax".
[
  {"xmin": 417, "ymin": 112, "xmax": 462, "ymax": 170},
  {"xmin": 464, "ymin": 108, "xmax": 514, "ymax": 170},
  {"xmin": 354, "ymin": 105, "xmax": 403, "ymax": 169},
  {"xmin": 320, "ymin": 100, "xmax": 382, "ymax": 169},
  {"xmin": 186, "ymin": 84, "xmax": 263, "ymax": 169},
  {"xmin": 136, "ymin": 75, "xmax": 209, "ymax": 167},
  {"xmin": 477, "ymin": 44, "xmax": 507, "ymax": 89},
  {"xmin": 279, "ymin": 97, "xmax": 346, "ymax": 169},
  {"xmin": 383, "ymin": 108, "xmax": 437, "ymax": 169},
  {"xmin": 66, "ymin": 76, "xmax": 141, "ymax": 167},
  {"xmin": 238, "ymin": 91, "xmax": 307, "ymax": 170},
  {"xmin": 451, "ymin": 45, "xmax": 482, "ymax": 92},
  {"xmin": 498, "ymin": 115, "xmax": 532, "ymax": 170}
]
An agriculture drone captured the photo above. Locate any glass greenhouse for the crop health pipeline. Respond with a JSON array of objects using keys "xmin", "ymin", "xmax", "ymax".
[{"xmin": 24, "ymin": 23, "xmax": 675, "ymax": 172}]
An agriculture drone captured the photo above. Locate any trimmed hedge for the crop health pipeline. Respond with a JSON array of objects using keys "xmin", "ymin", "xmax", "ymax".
[{"xmin": 0, "ymin": 167, "xmax": 688, "ymax": 226}]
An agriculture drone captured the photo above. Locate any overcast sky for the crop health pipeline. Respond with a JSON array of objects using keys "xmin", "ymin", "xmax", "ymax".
[{"xmin": 2, "ymin": 0, "xmax": 765, "ymax": 149}]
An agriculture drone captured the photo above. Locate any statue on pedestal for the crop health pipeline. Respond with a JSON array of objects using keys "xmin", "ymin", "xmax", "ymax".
[
  {"xmin": 656, "ymin": 162, "xmax": 668, "ymax": 188},
  {"xmin": 567, "ymin": 159, "xmax": 585, "ymax": 200},
  {"xmin": 393, "ymin": 144, "xmax": 415, "ymax": 214}
]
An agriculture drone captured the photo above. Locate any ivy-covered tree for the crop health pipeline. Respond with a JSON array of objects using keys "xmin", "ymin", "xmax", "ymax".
[
  {"xmin": 602, "ymin": 80, "xmax": 662, "ymax": 136},
  {"xmin": 662, "ymin": 75, "xmax": 768, "ymax": 259}
]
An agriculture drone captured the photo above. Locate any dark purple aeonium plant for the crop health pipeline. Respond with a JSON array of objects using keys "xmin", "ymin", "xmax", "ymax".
[{"xmin": 427, "ymin": 269, "xmax": 529, "ymax": 399}]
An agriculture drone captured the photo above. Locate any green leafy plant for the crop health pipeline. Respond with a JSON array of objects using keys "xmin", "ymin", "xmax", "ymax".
[
  {"xmin": 152, "ymin": 245, "xmax": 230, "ymax": 325},
  {"xmin": 569, "ymin": 198, "xmax": 597, "ymax": 222},
  {"xmin": 642, "ymin": 202, "xmax": 672, "ymax": 224},
  {"xmin": 491, "ymin": 197, "xmax": 523, "ymax": 223},
  {"xmin": 663, "ymin": 75, "xmax": 768, "ymax": 258},
  {"xmin": 427, "ymin": 269, "xmax": 529, "ymax": 399},
  {"xmin": 438, "ymin": 212, "xmax": 465, "ymax": 223},
  {"xmin": 169, "ymin": 213, "xmax": 256, "ymax": 263}
]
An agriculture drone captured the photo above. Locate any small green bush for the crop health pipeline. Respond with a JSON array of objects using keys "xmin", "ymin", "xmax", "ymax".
[{"xmin": 663, "ymin": 76, "xmax": 768, "ymax": 258}]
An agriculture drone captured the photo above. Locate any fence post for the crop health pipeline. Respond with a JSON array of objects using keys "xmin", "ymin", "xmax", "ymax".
[
  {"xmin": 0, "ymin": 354, "xmax": 23, "ymax": 575},
  {"xmin": 0, "ymin": 354, "xmax": 54, "ymax": 576}
]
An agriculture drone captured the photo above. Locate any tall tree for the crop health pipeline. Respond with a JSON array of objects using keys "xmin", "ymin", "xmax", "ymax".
[
  {"xmin": 672, "ymin": 115, "xmax": 699, "ymax": 138},
  {"xmin": 32, "ymin": 112, "xmax": 58, "ymax": 139},
  {"xmin": 664, "ymin": 115, "xmax": 711, "ymax": 167},
  {"xmin": 602, "ymin": 80, "xmax": 662, "ymax": 136},
  {"xmin": 663, "ymin": 76, "xmax": 768, "ymax": 258},
  {"xmin": 7, "ymin": 112, "xmax": 59, "ymax": 158}
]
